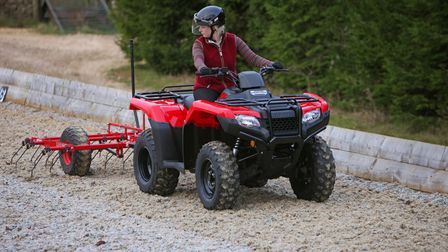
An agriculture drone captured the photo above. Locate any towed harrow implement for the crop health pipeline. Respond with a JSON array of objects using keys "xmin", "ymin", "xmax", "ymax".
[{"xmin": 9, "ymin": 123, "xmax": 142, "ymax": 177}]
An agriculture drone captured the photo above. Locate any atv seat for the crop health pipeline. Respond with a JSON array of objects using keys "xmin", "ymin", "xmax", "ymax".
[
  {"xmin": 221, "ymin": 86, "xmax": 241, "ymax": 97},
  {"xmin": 179, "ymin": 94, "xmax": 195, "ymax": 109},
  {"xmin": 239, "ymin": 71, "xmax": 265, "ymax": 90}
]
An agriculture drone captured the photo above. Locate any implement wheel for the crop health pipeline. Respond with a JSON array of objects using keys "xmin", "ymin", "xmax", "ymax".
[{"xmin": 59, "ymin": 126, "xmax": 92, "ymax": 176}]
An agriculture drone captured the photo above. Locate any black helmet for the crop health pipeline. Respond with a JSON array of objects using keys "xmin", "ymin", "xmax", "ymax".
[{"xmin": 192, "ymin": 6, "xmax": 225, "ymax": 35}]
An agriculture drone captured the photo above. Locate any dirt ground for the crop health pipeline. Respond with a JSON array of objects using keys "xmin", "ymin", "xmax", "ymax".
[
  {"xmin": 1, "ymin": 102, "xmax": 447, "ymax": 251},
  {"xmin": 1, "ymin": 28, "xmax": 448, "ymax": 251},
  {"xmin": 0, "ymin": 28, "xmax": 127, "ymax": 89}
]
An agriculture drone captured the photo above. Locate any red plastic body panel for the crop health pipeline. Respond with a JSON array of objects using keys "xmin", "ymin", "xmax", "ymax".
[
  {"xmin": 285, "ymin": 92, "xmax": 329, "ymax": 115},
  {"xmin": 304, "ymin": 92, "xmax": 329, "ymax": 113},
  {"xmin": 185, "ymin": 100, "xmax": 260, "ymax": 128},
  {"xmin": 129, "ymin": 97, "xmax": 261, "ymax": 128},
  {"xmin": 129, "ymin": 93, "xmax": 328, "ymax": 128},
  {"xmin": 129, "ymin": 98, "xmax": 187, "ymax": 127}
]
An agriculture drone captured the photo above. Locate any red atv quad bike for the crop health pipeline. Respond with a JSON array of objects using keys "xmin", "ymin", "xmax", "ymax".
[
  {"xmin": 130, "ymin": 64, "xmax": 336, "ymax": 210},
  {"xmin": 11, "ymin": 41, "xmax": 335, "ymax": 210}
]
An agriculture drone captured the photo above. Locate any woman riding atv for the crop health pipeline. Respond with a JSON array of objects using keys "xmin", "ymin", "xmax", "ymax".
[{"xmin": 192, "ymin": 5, "xmax": 283, "ymax": 101}]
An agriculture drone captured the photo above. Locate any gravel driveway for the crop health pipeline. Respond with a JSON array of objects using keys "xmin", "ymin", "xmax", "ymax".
[{"xmin": 1, "ymin": 102, "xmax": 448, "ymax": 251}]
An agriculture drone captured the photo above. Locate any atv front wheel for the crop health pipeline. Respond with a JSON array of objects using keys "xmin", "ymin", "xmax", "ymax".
[
  {"xmin": 289, "ymin": 136, "xmax": 335, "ymax": 202},
  {"xmin": 133, "ymin": 130, "xmax": 179, "ymax": 196},
  {"xmin": 59, "ymin": 126, "xmax": 92, "ymax": 176},
  {"xmin": 195, "ymin": 141, "xmax": 240, "ymax": 210}
]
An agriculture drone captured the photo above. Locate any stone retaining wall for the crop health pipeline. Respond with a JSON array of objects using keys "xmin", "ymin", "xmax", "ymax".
[
  {"xmin": 0, "ymin": 68, "xmax": 134, "ymax": 123},
  {"xmin": 1, "ymin": 67, "xmax": 447, "ymax": 194}
]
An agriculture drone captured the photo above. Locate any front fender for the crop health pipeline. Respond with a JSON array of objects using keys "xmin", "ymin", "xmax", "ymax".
[{"xmin": 184, "ymin": 100, "xmax": 260, "ymax": 128}]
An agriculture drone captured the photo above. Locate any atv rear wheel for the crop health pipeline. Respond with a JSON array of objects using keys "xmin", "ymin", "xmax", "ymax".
[
  {"xmin": 133, "ymin": 129, "xmax": 179, "ymax": 196},
  {"xmin": 289, "ymin": 136, "xmax": 335, "ymax": 202},
  {"xmin": 195, "ymin": 141, "xmax": 240, "ymax": 210},
  {"xmin": 59, "ymin": 126, "xmax": 92, "ymax": 176}
]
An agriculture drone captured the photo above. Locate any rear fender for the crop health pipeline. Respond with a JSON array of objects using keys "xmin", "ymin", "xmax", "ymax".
[
  {"xmin": 148, "ymin": 119, "xmax": 183, "ymax": 166},
  {"xmin": 130, "ymin": 98, "xmax": 185, "ymax": 167},
  {"xmin": 129, "ymin": 97, "xmax": 187, "ymax": 127}
]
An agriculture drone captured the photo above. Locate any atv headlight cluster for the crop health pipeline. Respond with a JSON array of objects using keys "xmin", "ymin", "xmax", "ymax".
[
  {"xmin": 302, "ymin": 109, "xmax": 321, "ymax": 124},
  {"xmin": 235, "ymin": 115, "xmax": 260, "ymax": 128}
]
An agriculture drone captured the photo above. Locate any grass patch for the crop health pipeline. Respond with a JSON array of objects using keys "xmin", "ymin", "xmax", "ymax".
[
  {"xmin": 0, "ymin": 15, "xmax": 60, "ymax": 34},
  {"xmin": 108, "ymin": 64, "xmax": 194, "ymax": 91},
  {"xmin": 76, "ymin": 25, "xmax": 115, "ymax": 35},
  {"xmin": 330, "ymin": 107, "xmax": 448, "ymax": 146},
  {"xmin": 33, "ymin": 22, "xmax": 61, "ymax": 34},
  {"xmin": 0, "ymin": 15, "xmax": 38, "ymax": 28},
  {"xmin": 33, "ymin": 23, "xmax": 115, "ymax": 35},
  {"xmin": 1, "ymin": 15, "xmax": 114, "ymax": 35}
]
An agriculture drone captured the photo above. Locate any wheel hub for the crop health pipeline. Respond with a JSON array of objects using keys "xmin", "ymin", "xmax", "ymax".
[
  {"xmin": 62, "ymin": 151, "xmax": 72, "ymax": 165},
  {"xmin": 202, "ymin": 159, "xmax": 216, "ymax": 198},
  {"xmin": 138, "ymin": 147, "xmax": 152, "ymax": 181}
]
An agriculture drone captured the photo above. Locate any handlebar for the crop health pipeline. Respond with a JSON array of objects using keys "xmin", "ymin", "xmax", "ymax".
[
  {"xmin": 198, "ymin": 66, "xmax": 288, "ymax": 78},
  {"xmin": 197, "ymin": 65, "xmax": 288, "ymax": 89},
  {"xmin": 259, "ymin": 65, "xmax": 288, "ymax": 76}
]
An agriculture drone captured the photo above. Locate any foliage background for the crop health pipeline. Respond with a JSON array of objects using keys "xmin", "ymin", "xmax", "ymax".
[{"xmin": 111, "ymin": 0, "xmax": 448, "ymax": 129}]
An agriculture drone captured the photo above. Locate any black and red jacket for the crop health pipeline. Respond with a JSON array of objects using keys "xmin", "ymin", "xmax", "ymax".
[{"xmin": 193, "ymin": 32, "xmax": 238, "ymax": 93}]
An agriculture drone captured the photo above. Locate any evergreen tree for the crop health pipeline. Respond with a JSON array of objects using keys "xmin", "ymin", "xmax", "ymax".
[
  {"xmin": 339, "ymin": 0, "xmax": 448, "ymax": 121},
  {"xmin": 110, "ymin": 0, "xmax": 448, "ymax": 124},
  {"xmin": 111, "ymin": 0, "xmax": 207, "ymax": 74},
  {"xmin": 261, "ymin": 0, "xmax": 347, "ymax": 93}
]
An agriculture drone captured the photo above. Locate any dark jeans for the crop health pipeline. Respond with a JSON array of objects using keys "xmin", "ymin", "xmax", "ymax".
[{"xmin": 194, "ymin": 88, "xmax": 220, "ymax": 102}]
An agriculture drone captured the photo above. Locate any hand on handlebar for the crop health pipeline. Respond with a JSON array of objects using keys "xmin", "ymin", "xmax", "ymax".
[
  {"xmin": 199, "ymin": 67, "xmax": 219, "ymax": 75},
  {"xmin": 199, "ymin": 67, "xmax": 229, "ymax": 76},
  {"xmin": 271, "ymin": 61, "xmax": 284, "ymax": 70},
  {"xmin": 261, "ymin": 62, "xmax": 287, "ymax": 75}
]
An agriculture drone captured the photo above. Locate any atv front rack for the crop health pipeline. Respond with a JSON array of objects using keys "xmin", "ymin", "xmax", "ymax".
[
  {"xmin": 9, "ymin": 123, "xmax": 142, "ymax": 177},
  {"xmin": 217, "ymin": 95, "xmax": 319, "ymax": 137}
]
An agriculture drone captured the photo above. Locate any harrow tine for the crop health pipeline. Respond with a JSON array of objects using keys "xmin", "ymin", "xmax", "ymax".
[
  {"xmin": 91, "ymin": 150, "xmax": 101, "ymax": 161},
  {"xmin": 44, "ymin": 151, "xmax": 55, "ymax": 168},
  {"xmin": 122, "ymin": 148, "xmax": 133, "ymax": 171},
  {"xmin": 9, "ymin": 144, "xmax": 25, "ymax": 165},
  {"xmin": 49, "ymin": 152, "xmax": 61, "ymax": 174},
  {"xmin": 12, "ymin": 145, "xmax": 30, "ymax": 170},
  {"xmin": 30, "ymin": 149, "xmax": 47, "ymax": 177},
  {"xmin": 104, "ymin": 152, "xmax": 113, "ymax": 169},
  {"xmin": 30, "ymin": 145, "xmax": 42, "ymax": 162}
]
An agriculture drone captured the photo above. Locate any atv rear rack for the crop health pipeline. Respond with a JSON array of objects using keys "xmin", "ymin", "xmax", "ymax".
[
  {"xmin": 9, "ymin": 123, "xmax": 142, "ymax": 177},
  {"xmin": 134, "ymin": 84, "xmax": 193, "ymax": 101},
  {"xmin": 216, "ymin": 94, "xmax": 318, "ymax": 107}
]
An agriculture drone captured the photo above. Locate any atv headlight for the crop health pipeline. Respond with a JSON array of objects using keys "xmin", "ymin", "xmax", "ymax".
[
  {"xmin": 235, "ymin": 115, "xmax": 260, "ymax": 128},
  {"xmin": 302, "ymin": 109, "xmax": 321, "ymax": 124}
]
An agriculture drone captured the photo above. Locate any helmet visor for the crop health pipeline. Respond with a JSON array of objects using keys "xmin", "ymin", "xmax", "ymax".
[
  {"xmin": 192, "ymin": 13, "xmax": 212, "ymax": 35},
  {"xmin": 191, "ymin": 19, "xmax": 202, "ymax": 35}
]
